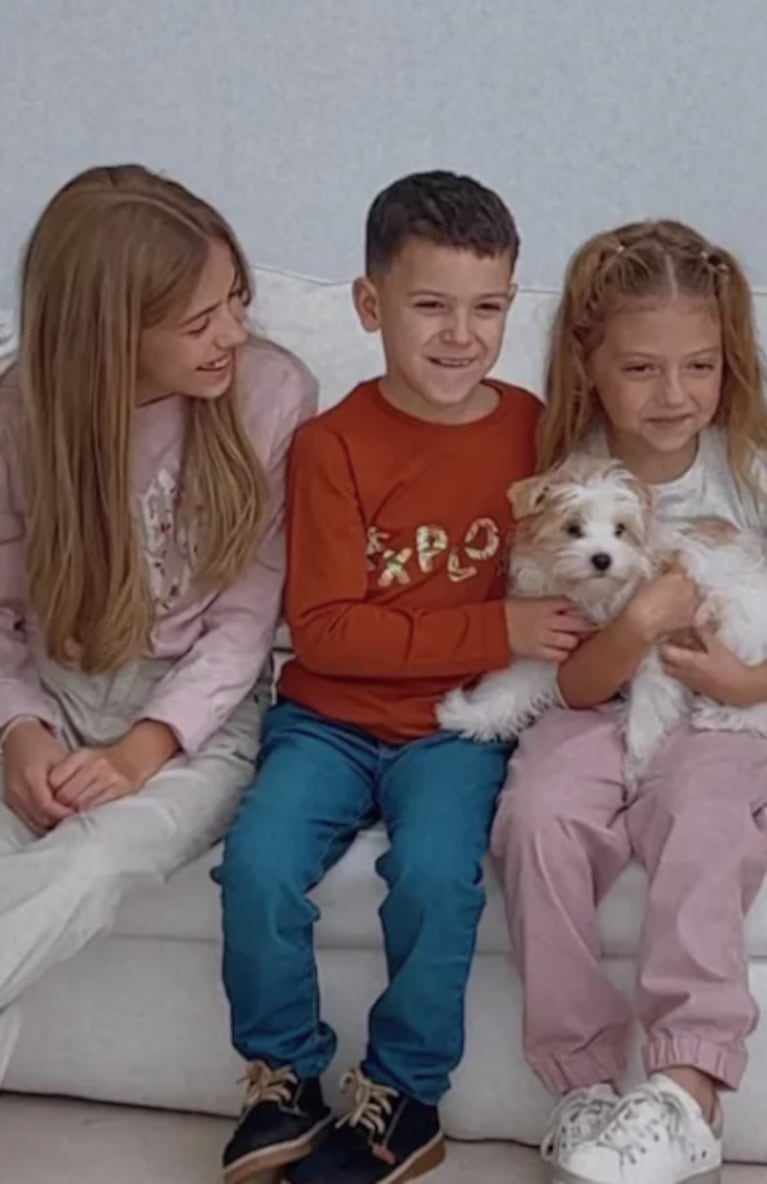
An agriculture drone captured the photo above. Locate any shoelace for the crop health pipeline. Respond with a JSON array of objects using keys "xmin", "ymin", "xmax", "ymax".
[
  {"xmin": 241, "ymin": 1061, "xmax": 297, "ymax": 1111},
  {"xmin": 541, "ymin": 1087, "xmax": 616, "ymax": 1160},
  {"xmin": 337, "ymin": 1068, "xmax": 398, "ymax": 1139},
  {"xmin": 596, "ymin": 1082, "xmax": 695, "ymax": 1166}
]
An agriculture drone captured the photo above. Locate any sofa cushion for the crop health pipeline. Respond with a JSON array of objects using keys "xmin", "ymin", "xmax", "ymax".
[{"xmin": 114, "ymin": 824, "xmax": 767, "ymax": 959}]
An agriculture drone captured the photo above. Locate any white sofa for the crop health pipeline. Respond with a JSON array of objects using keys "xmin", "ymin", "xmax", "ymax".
[{"xmin": 5, "ymin": 269, "xmax": 767, "ymax": 1163}]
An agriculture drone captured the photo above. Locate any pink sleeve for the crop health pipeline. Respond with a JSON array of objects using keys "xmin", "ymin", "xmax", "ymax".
[
  {"xmin": 141, "ymin": 350, "xmax": 318, "ymax": 754},
  {"xmin": 0, "ymin": 406, "xmax": 59, "ymax": 739}
]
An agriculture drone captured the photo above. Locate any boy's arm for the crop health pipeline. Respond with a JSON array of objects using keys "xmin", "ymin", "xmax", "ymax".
[{"xmin": 286, "ymin": 428, "xmax": 511, "ymax": 680}]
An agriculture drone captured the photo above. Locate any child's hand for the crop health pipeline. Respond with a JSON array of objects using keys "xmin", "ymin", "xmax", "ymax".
[
  {"xmin": 624, "ymin": 570, "xmax": 701, "ymax": 645},
  {"xmin": 3, "ymin": 719, "xmax": 73, "ymax": 833},
  {"xmin": 660, "ymin": 629, "xmax": 760, "ymax": 706},
  {"xmin": 504, "ymin": 597, "xmax": 593, "ymax": 663},
  {"xmin": 49, "ymin": 744, "xmax": 139, "ymax": 810},
  {"xmin": 50, "ymin": 721, "xmax": 178, "ymax": 811}
]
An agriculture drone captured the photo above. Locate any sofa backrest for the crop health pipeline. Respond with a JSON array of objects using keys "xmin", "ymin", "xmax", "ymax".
[
  {"xmin": 251, "ymin": 265, "xmax": 767, "ymax": 411},
  {"xmin": 251, "ymin": 266, "xmax": 557, "ymax": 408},
  {"xmin": 4, "ymin": 264, "xmax": 767, "ymax": 403}
]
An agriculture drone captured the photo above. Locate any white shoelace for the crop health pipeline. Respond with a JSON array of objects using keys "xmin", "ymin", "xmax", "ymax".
[
  {"xmin": 541, "ymin": 1086, "xmax": 618, "ymax": 1160},
  {"xmin": 337, "ymin": 1068, "xmax": 398, "ymax": 1139},
  {"xmin": 241, "ymin": 1061, "xmax": 297, "ymax": 1111},
  {"xmin": 595, "ymin": 1082, "xmax": 698, "ymax": 1166}
]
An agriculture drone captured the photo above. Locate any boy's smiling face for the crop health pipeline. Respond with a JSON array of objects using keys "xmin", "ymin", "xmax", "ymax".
[{"xmin": 353, "ymin": 239, "xmax": 516, "ymax": 424}]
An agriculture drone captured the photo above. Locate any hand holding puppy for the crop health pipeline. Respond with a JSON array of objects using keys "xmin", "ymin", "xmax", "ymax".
[
  {"xmin": 624, "ymin": 564, "xmax": 702, "ymax": 645},
  {"xmin": 504, "ymin": 598, "xmax": 593, "ymax": 663}
]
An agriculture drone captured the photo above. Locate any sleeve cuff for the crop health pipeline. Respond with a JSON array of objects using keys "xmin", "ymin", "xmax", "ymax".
[
  {"xmin": 0, "ymin": 689, "xmax": 60, "ymax": 747},
  {"xmin": 139, "ymin": 698, "xmax": 217, "ymax": 757}
]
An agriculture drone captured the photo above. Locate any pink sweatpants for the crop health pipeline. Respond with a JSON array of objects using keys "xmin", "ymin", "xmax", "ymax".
[{"xmin": 490, "ymin": 705, "xmax": 767, "ymax": 1095}]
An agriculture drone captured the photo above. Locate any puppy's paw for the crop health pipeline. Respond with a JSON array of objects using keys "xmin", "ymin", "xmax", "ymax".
[{"xmin": 693, "ymin": 595, "xmax": 722, "ymax": 633}]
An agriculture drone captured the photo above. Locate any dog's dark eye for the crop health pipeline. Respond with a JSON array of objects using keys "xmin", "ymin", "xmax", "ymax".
[
  {"xmin": 566, "ymin": 522, "xmax": 584, "ymax": 539},
  {"xmin": 614, "ymin": 523, "xmax": 626, "ymax": 538}
]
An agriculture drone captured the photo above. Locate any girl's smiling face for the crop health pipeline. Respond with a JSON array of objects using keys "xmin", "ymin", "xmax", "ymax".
[
  {"xmin": 588, "ymin": 297, "xmax": 723, "ymax": 481},
  {"xmin": 137, "ymin": 239, "xmax": 248, "ymax": 404}
]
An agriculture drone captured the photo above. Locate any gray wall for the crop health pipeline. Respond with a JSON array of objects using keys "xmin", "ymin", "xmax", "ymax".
[{"xmin": 2, "ymin": 0, "xmax": 766, "ymax": 304}]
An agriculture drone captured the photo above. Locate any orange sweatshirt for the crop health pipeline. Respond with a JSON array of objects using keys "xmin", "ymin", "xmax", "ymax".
[{"xmin": 279, "ymin": 379, "xmax": 541, "ymax": 742}]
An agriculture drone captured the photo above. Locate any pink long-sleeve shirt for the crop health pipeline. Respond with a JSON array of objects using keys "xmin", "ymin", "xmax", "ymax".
[{"xmin": 0, "ymin": 340, "xmax": 317, "ymax": 754}]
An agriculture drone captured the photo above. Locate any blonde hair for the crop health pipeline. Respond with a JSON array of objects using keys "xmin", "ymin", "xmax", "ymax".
[
  {"xmin": 539, "ymin": 219, "xmax": 767, "ymax": 480},
  {"xmin": 20, "ymin": 164, "xmax": 270, "ymax": 671}
]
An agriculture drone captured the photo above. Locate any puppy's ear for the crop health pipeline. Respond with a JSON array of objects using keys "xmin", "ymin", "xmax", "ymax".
[{"xmin": 509, "ymin": 474, "xmax": 550, "ymax": 519}]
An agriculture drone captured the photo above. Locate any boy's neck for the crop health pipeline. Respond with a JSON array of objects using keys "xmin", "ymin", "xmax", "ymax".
[{"xmin": 378, "ymin": 375, "xmax": 499, "ymax": 425}]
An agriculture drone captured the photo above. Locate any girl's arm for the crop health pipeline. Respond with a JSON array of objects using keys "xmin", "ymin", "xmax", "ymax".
[
  {"xmin": 557, "ymin": 610, "xmax": 651, "ymax": 708},
  {"xmin": 138, "ymin": 356, "xmax": 318, "ymax": 756},
  {"xmin": 558, "ymin": 569, "xmax": 701, "ymax": 708}
]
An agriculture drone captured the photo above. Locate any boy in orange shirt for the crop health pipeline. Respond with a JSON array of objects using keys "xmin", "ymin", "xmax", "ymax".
[{"xmin": 218, "ymin": 171, "xmax": 587, "ymax": 1184}]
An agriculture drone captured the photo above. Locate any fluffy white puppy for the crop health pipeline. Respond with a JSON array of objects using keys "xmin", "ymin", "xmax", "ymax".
[{"xmin": 437, "ymin": 455, "xmax": 767, "ymax": 788}]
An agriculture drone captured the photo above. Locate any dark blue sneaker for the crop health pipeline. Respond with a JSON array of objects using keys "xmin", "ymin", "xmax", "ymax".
[
  {"xmin": 223, "ymin": 1062, "xmax": 333, "ymax": 1183},
  {"xmin": 283, "ymin": 1068, "xmax": 445, "ymax": 1184}
]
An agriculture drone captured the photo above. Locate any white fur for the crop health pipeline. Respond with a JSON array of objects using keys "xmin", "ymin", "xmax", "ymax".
[{"xmin": 437, "ymin": 457, "xmax": 767, "ymax": 792}]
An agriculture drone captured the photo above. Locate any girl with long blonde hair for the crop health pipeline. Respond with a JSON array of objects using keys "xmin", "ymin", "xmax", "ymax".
[
  {"xmin": 491, "ymin": 220, "xmax": 767, "ymax": 1184},
  {"xmin": 0, "ymin": 164, "xmax": 316, "ymax": 1079}
]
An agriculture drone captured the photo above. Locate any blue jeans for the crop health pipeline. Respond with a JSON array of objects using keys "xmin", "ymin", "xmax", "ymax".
[{"xmin": 215, "ymin": 699, "xmax": 513, "ymax": 1105}]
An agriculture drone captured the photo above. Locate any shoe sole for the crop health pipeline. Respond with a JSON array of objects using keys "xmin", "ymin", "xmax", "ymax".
[
  {"xmin": 278, "ymin": 1131, "xmax": 446, "ymax": 1184},
  {"xmin": 224, "ymin": 1116, "xmax": 334, "ymax": 1184},
  {"xmin": 553, "ymin": 1165, "xmax": 722, "ymax": 1184}
]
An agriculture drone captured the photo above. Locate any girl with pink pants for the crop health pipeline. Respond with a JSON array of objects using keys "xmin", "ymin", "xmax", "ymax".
[{"xmin": 492, "ymin": 218, "xmax": 767, "ymax": 1184}]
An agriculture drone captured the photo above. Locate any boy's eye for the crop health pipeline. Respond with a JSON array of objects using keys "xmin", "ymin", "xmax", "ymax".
[
  {"xmin": 614, "ymin": 523, "xmax": 626, "ymax": 538},
  {"xmin": 415, "ymin": 300, "xmax": 445, "ymax": 311},
  {"xmin": 477, "ymin": 302, "xmax": 505, "ymax": 314},
  {"xmin": 566, "ymin": 522, "xmax": 584, "ymax": 539}
]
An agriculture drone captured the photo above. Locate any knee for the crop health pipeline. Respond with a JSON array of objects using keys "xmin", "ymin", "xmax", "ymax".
[
  {"xmin": 631, "ymin": 779, "xmax": 751, "ymax": 854},
  {"xmin": 491, "ymin": 768, "xmax": 572, "ymax": 865},
  {"xmin": 383, "ymin": 828, "xmax": 484, "ymax": 910},
  {"xmin": 218, "ymin": 792, "xmax": 314, "ymax": 906},
  {"xmin": 47, "ymin": 826, "xmax": 131, "ymax": 913}
]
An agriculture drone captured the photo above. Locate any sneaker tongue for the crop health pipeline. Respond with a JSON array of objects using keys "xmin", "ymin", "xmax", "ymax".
[{"xmin": 647, "ymin": 1074, "xmax": 705, "ymax": 1122}]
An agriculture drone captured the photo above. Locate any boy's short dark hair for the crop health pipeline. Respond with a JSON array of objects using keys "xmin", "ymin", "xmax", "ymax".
[{"xmin": 365, "ymin": 170, "xmax": 519, "ymax": 276}]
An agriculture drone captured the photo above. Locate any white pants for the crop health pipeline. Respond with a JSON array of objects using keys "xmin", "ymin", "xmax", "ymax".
[{"xmin": 0, "ymin": 655, "xmax": 262, "ymax": 1014}]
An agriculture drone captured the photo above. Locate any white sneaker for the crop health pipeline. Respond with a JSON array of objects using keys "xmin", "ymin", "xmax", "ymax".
[
  {"xmin": 0, "ymin": 1005, "xmax": 21, "ymax": 1087},
  {"xmin": 541, "ymin": 1084, "xmax": 621, "ymax": 1173},
  {"xmin": 554, "ymin": 1074, "xmax": 723, "ymax": 1184}
]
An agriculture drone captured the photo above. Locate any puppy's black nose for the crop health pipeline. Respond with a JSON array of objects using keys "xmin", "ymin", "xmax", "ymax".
[{"xmin": 591, "ymin": 552, "xmax": 612, "ymax": 572}]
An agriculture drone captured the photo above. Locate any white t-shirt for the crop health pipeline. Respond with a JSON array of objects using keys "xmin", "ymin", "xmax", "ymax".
[{"xmin": 587, "ymin": 427, "xmax": 767, "ymax": 532}]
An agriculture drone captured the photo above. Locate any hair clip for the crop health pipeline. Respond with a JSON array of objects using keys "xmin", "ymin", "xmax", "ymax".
[{"xmin": 701, "ymin": 247, "xmax": 729, "ymax": 276}]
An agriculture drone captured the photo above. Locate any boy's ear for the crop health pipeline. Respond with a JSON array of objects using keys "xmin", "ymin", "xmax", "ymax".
[
  {"xmin": 352, "ymin": 276, "xmax": 381, "ymax": 333},
  {"xmin": 507, "ymin": 281, "xmax": 519, "ymax": 310},
  {"xmin": 509, "ymin": 473, "xmax": 550, "ymax": 519}
]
